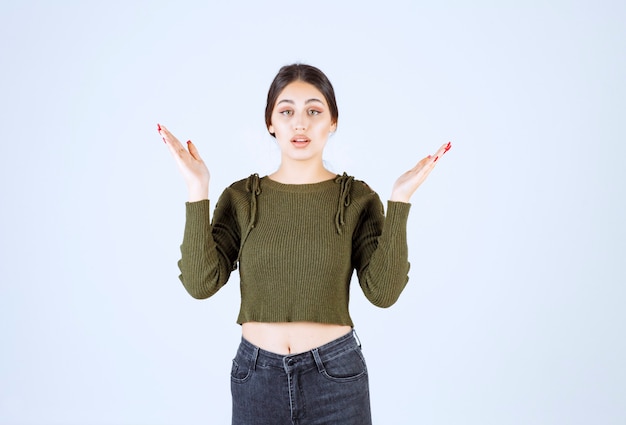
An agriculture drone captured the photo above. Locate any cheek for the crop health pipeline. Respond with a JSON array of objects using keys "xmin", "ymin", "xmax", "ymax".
[
  {"xmin": 271, "ymin": 123, "xmax": 285, "ymax": 136},
  {"xmin": 269, "ymin": 117, "xmax": 282, "ymax": 134},
  {"xmin": 313, "ymin": 120, "xmax": 333, "ymax": 133},
  {"xmin": 270, "ymin": 115, "xmax": 285, "ymax": 131}
]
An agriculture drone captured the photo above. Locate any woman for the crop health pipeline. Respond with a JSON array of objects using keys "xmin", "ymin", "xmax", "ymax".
[{"xmin": 159, "ymin": 64, "xmax": 451, "ymax": 424}]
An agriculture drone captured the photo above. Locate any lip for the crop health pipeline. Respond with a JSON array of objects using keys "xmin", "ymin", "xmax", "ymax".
[
  {"xmin": 291, "ymin": 134, "xmax": 310, "ymax": 142},
  {"xmin": 290, "ymin": 135, "xmax": 311, "ymax": 147}
]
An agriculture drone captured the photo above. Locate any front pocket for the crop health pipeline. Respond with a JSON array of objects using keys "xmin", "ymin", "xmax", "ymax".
[
  {"xmin": 320, "ymin": 347, "xmax": 368, "ymax": 383},
  {"xmin": 230, "ymin": 358, "xmax": 253, "ymax": 383}
]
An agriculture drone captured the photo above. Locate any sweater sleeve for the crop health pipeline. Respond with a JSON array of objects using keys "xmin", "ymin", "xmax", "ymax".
[
  {"xmin": 177, "ymin": 190, "xmax": 241, "ymax": 299},
  {"xmin": 352, "ymin": 196, "xmax": 411, "ymax": 308}
]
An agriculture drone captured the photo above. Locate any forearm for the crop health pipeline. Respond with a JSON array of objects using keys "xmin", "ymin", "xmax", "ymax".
[
  {"xmin": 178, "ymin": 200, "xmax": 234, "ymax": 298},
  {"xmin": 357, "ymin": 201, "xmax": 411, "ymax": 307}
]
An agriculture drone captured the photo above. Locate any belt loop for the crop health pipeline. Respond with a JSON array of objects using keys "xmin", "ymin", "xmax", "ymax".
[
  {"xmin": 311, "ymin": 348, "xmax": 325, "ymax": 373},
  {"xmin": 251, "ymin": 347, "xmax": 259, "ymax": 370},
  {"xmin": 352, "ymin": 329, "xmax": 362, "ymax": 348}
]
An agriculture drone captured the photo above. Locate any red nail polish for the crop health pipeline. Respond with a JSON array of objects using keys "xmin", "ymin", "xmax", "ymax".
[
  {"xmin": 157, "ymin": 123, "xmax": 162, "ymax": 132},
  {"xmin": 434, "ymin": 156, "xmax": 439, "ymax": 162},
  {"xmin": 444, "ymin": 142, "xmax": 451, "ymax": 153}
]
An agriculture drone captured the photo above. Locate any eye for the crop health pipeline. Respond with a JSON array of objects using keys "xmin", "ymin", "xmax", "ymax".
[
  {"xmin": 308, "ymin": 109, "xmax": 321, "ymax": 116},
  {"xmin": 280, "ymin": 109, "xmax": 293, "ymax": 116}
]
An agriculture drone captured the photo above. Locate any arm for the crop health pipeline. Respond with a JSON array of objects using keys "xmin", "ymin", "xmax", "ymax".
[
  {"xmin": 159, "ymin": 123, "xmax": 239, "ymax": 298},
  {"xmin": 353, "ymin": 195, "xmax": 411, "ymax": 307},
  {"xmin": 178, "ymin": 193, "xmax": 240, "ymax": 299},
  {"xmin": 354, "ymin": 141, "xmax": 452, "ymax": 306}
]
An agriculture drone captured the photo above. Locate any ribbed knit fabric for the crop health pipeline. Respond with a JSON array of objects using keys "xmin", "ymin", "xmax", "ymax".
[{"xmin": 178, "ymin": 174, "xmax": 411, "ymax": 326}]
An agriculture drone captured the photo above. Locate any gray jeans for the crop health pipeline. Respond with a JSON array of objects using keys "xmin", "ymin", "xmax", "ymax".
[{"xmin": 230, "ymin": 330, "xmax": 372, "ymax": 425}]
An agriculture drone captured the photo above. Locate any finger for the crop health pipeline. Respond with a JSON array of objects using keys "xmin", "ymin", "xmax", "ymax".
[
  {"xmin": 158, "ymin": 124, "xmax": 184, "ymax": 149},
  {"xmin": 159, "ymin": 124, "xmax": 191, "ymax": 160},
  {"xmin": 187, "ymin": 140, "xmax": 203, "ymax": 161},
  {"xmin": 432, "ymin": 141, "xmax": 452, "ymax": 163},
  {"xmin": 159, "ymin": 124, "xmax": 177, "ymax": 142},
  {"xmin": 434, "ymin": 141, "xmax": 452, "ymax": 162},
  {"xmin": 157, "ymin": 123, "xmax": 164, "ymax": 142},
  {"xmin": 410, "ymin": 155, "xmax": 433, "ymax": 171}
]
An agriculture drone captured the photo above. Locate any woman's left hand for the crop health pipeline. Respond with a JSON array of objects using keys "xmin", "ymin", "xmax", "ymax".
[{"xmin": 390, "ymin": 142, "xmax": 451, "ymax": 203}]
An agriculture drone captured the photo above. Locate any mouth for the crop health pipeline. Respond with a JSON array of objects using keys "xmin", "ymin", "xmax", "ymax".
[{"xmin": 291, "ymin": 136, "xmax": 311, "ymax": 148}]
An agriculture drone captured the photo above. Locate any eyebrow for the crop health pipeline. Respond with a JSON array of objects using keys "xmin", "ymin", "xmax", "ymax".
[{"xmin": 276, "ymin": 98, "xmax": 324, "ymax": 106}]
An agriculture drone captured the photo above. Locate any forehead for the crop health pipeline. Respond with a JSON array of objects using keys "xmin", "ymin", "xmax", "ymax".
[{"xmin": 275, "ymin": 80, "xmax": 327, "ymax": 104}]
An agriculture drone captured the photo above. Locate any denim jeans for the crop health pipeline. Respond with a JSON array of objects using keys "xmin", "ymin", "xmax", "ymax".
[{"xmin": 230, "ymin": 330, "xmax": 372, "ymax": 425}]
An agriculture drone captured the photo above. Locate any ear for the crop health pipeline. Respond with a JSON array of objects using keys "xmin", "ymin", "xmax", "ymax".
[
  {"xmin": 269, "ymin": 125, "xmax": 275, "ymax": 134},
  {"xmin": 330, "ymin": 122, "xmax": 337, "ymax": 133}
]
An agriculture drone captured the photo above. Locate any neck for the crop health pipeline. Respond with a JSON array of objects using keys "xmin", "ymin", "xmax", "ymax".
[{"xmin": 270, "ymin": 160, "xmax": 336, "ymax": 184}]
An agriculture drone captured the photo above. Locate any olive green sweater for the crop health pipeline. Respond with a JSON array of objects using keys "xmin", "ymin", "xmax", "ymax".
[{"xmin": 178, "ymin": 174, "xmax": 411, "ymax": 326}]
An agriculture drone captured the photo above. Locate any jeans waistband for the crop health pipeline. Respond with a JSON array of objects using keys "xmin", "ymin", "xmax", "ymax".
[{"xmin": 236, "ymin": 329, "xmax": 361, "ymax": 372}]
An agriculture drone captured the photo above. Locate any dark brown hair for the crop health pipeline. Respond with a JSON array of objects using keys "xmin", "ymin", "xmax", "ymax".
[{"xmin": 265, "ymin": 64, "xmax": 339, "ymax": 137}]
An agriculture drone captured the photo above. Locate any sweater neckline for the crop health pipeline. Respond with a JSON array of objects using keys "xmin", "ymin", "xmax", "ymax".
[{"xmin": 261, "ymin": 175, "xmax": 341, "ymax": 193}]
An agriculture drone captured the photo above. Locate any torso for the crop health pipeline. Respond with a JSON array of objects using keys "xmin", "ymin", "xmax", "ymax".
[
  {"xmin": 242, "ymin": 322, "xmax": 352, "ymax": 355},
  {"xmin": 242, "ymin": 168, "xmax": 354, "ymax": 354}
]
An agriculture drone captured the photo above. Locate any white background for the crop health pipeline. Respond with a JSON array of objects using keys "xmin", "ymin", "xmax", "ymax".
[{"xmin": 1, "ymin": 1, "xmax": 625, "ymax": 424}]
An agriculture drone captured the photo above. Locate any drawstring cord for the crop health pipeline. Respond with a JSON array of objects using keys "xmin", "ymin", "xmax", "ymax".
[
  {"xmin": 235, "ymin": 173, "xmax": 261, "ymax": 266},
  {"xmin": 245, "ymin": 173, "xmax": 261, "ymax": 229},
  {"xmin": 334, "ymin": 173, "xmax": 353, "ymax": 234}
]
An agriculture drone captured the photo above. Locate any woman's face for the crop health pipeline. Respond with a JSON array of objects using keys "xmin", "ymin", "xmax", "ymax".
[{"xmin": 268, "ymin": 80, "xmax": 337, "ymax": 164}]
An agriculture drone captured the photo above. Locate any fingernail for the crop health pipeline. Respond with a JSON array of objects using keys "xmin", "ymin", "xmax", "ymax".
[
  {"xmin": 157, "ymin": 123, "xmax": 162, "ymax": 132},
  {"xmin": 187, "ymin": 140, "xmax": 191, "ymax": 144},
  {"xmin": 162, "ymin": 137, "xmax": 166, "ymax": 144},
  {"xmin": 434, "ymin": 156, "xmax": 439, "ymax": 162},
  {"xmin": 444, "ymin": 142, "xmax": 451, "ymax": 153}
]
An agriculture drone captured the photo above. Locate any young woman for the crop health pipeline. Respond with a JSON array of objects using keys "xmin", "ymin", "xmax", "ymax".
[{"xmin": 159, "ymin": 64, "xmax": 451, "ymax": 425}]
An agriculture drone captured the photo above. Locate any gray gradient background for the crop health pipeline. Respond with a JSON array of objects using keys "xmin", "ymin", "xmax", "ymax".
[{"xmin": 1, "ymin": 1, "xmax": 624, "ymax": 424}]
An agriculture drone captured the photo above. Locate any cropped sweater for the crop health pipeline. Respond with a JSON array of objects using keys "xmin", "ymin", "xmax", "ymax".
[{"xmin": 178, "ymin": 173, "xmax": 411, "ymax": 326}]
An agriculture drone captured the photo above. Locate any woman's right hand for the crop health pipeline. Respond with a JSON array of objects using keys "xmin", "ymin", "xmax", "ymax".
[{"xmin": 158, "ymin": 123, "xmax": 210, "ymax": 202}]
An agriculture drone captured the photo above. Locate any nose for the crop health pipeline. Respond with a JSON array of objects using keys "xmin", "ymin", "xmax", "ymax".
[{"xmin": 294, "ymin": 112, "xmax": 308, "ymax": 131}]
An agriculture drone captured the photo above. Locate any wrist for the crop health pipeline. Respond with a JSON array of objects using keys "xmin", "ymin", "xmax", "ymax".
[
  {"xmin": 188, "ymin": 184, "xmax": 209, "ymax": 202},
  {"xmin": 390, "ymin": 191, "xmax": 410, "ymax": 203}
]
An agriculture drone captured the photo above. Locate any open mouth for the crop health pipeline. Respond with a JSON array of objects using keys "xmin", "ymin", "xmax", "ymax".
[{"xmin": 291, "ymin": 136, "xmax": 311, "ymax": 147}]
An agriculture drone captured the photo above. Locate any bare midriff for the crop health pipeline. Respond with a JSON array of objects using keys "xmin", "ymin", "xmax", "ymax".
[{"xmin": 242, "ymin": 322, "xmax": 352, "ymax": 355}]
